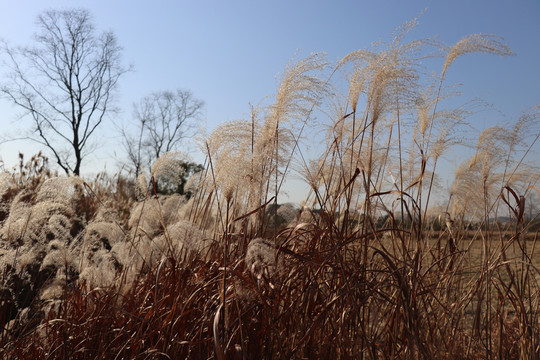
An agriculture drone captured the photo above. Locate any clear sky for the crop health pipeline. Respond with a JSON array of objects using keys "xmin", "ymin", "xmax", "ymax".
[{"xmin": 0, "ymin": 0, "xmax": 539, "ymax": 203}]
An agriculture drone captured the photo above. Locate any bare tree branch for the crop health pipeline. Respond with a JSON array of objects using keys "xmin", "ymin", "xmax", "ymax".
[
  {"xmin": 122, "ymin": 89, "xmax": 203, "ymax": 176},
  {"xmin": 0, "ymin": 8, "xmax": 129, "ymax": 175}
]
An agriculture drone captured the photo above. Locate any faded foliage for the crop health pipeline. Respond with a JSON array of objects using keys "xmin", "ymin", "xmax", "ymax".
[{"xmin": 1, "ymin": 19, "xmax": 539, "ymax": 360}]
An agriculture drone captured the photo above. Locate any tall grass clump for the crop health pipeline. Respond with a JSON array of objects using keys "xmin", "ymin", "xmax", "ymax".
[{"xmin": 2, "ymin": 18, "xmax": 539, "ymax": 359}]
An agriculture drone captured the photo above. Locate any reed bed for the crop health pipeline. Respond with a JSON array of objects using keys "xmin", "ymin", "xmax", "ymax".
[{"xmin": 1, "ymin": 20, "xmax": 539, "ymax": 359}]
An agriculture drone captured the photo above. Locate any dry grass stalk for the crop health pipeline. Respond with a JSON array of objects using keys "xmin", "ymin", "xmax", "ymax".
[{"xmin": 1, "ymin": 20, "xmax": 539, "ymax": 360}]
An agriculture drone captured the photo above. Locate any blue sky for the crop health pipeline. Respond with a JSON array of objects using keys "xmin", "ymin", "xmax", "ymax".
[{"xmin": 0, "ymin": 0, "xmax": 539, "ymax": 203}]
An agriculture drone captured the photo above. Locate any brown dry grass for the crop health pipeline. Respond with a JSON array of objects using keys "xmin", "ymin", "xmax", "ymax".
[{"xmin": 1, "ymin": 23, "xmax": 540, "ymax": 360}]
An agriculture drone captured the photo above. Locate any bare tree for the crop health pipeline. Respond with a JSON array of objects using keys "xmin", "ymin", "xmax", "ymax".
[
  {"xmin": 0, "ymin": 9, "xmax": 129, "ymax": 175},
  {"xmin": 122, "ymin": 110, "xmax": 147, "ymax": 178},
  {"xmin": 123, "ymin": 89, "xmax": 204, "ymax": 176}
]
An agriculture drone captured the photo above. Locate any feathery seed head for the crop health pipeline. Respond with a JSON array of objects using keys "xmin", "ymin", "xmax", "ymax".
[
  {"xmin": 166, "ymin": 220, "xmax": 209, "ymax": 258},
  {"xmin": 161, "ymin": 193, "xmax": 187, "ymax": 225},
  {"xmin": 83, "ymin": 221, "xmax": 124, "ymax": 254},
  {"xmin": 36, "ymin": 176, "xmax": 85, "ymax": 206},
  {"xmin": 245, "ymin": 238, "xmax": 276, "ymax": 283},
  {"xmin": 151, "ymin": 151, "xmax": 188, "ymax": 193},
  {"xmin": 135, "ymin": 174, "xmax": 148, "ymax": 201},
  {"xmin": 128, "ymin": 198, "xmax": 164, "ymax": 238},
  {"xmin": 442, "ymin": 34, "xmax": 513, "ymax": 78}
]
